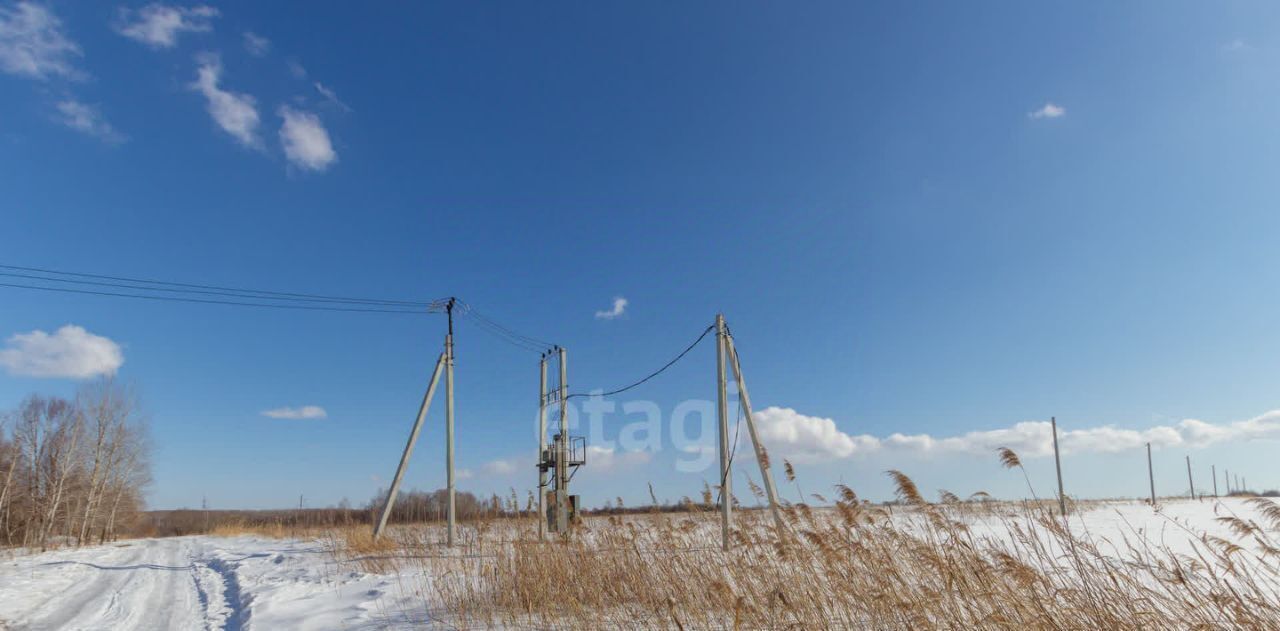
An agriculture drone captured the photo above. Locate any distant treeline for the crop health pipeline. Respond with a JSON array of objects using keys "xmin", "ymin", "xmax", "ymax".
[{"xmin": 138, "ymin": 487, "xmax": 732, "ymax": 537}]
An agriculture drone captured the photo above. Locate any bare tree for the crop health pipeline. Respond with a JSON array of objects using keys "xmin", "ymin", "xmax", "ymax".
[{"xmin": 0, "ymin": 382, "xmax": 152, "ymax": 549}]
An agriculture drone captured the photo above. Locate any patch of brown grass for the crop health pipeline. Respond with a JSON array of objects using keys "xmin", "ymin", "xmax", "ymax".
[{"xmin": 325, "ymin": 451, "xmax": 1280, "ymax": 629}]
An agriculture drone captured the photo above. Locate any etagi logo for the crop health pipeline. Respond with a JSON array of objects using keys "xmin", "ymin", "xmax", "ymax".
[{"xmin": 534, "ymin": 392, "xmax": 731, "ymax": 473}]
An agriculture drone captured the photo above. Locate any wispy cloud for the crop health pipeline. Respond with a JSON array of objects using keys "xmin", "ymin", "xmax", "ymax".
[
  {"xmin": 55, "ymin": 99, "xmax": 125, "ymax": 143},
  {"xmin": 1222, "ymin": 39, "xmax": 1248, "ymax": 53},
  {"xmin": 1028, "ymin": 103, "xmax": 1066, "ymax": 119},
  {"xmin": 585, "ymin": 446, "xmax": 651, "ymax": 470},
  {"xmin": 482, "ymin": 458, "xmax": 522, "ymax": 476},
  {"xmin": 0, "ymin": 1, "xmax": 81, "ymax": 80},
  {"xmin": 115, "ymin": 3, "xmax": 217, "ymax": 49},
  {"xmin": 261, "ymin": 405, "xmax": 327, "ymax": 420},
  {"xmin": 242, "ymin": 31, "xmax": 269, "ymax": 56},
  {"xmin": 594, "ymin": 297, "xmax": 628, "ymax": 320},
  {"xmin": 190, "ymin": 54, "xmax": 261, "ymax": 148},
  {"xmin": 313, "ymin": 82, "xmax": 351, "ymax": 112},
  {"xmin": 751, "ymin": 406, "xmax": 1280, "ymax": 463},
  {"xmin": 278, "ymin": 105, "xmax": 336, "ymax": 171},
  {"xmin": 0, "ymin": 325, "xmax": 123, "ymax": 379}
]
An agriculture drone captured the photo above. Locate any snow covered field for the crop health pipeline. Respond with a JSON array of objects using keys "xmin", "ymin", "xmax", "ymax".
[
  {"xmin": 0, "ymin": 535, "xmax": 432, "ymax": 630},
  {"xmin": 0, "ymin": 497, "xmax": 1273, "ymax": 630}
]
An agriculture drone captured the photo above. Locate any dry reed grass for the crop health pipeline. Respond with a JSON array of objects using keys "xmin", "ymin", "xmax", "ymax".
[{"xmin": 324, "ymin": 452, "xmax": 1280, "ymax": 629}]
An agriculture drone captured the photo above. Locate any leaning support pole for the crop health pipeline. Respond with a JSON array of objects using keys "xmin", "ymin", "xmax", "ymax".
[
  {"xmin": 1147, "ymin": 442, "xmax": 1156, "ymax": 506},
  {"xmin": 724, "ymin": 333, "xmax": 784, "ymax": 539},
  {"xmin": 1186, "ymin": 456, "xmax": 1195, "ymax": 500},
  {"xmin": 1212, "ymin": 464, "xmax": 1218, "ymax": 497},
  {"xmin": 445, "ymin": 300, "xmax": 457, "ymax": 547},
  {"xmin": 1051, "ymin": 417, "xmax": 1066, "ymax": 518},
  {"xmin": 715, "ymin": 314, "xmax": 732, "ymax": 551},
  {"xmin": 537, "ymin": 354, "xmax": 548, "ymax": 540},
  {"xmin": 374, "ymin": 352, "xmax": 446, "ymax": 538}
]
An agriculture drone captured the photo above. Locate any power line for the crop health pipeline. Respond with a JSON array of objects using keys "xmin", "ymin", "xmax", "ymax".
[
  {"xmin": 566, "ymin": 323, "xmax": 715, "ymax": 399},
  {"xmin": 0, "ymin": 271, "xmax": 436, "ymax": 308},
  {"xmin": 455, "ymin": 300, "xmax": 558, "ymax": 353},
  {"xmin": 0, "ymin": 282, "xmax": 429, "ymax": 314},
  {"xmin": 0, "ymin": 263, "xmax": 432, "ymax": 307}
]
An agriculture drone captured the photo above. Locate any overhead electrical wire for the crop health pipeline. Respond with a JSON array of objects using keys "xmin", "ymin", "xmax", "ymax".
[
  {"xmin": 0, "ymin": 282, "xmax": 431, "ymax": 314},
  {"xmin": 0, "ymin": 271, "xmax": 435, "ymax": 309},
  {"xmin": 455, "ymin": 299, "xmax": 558, "ymax": 353},
  {"xmin": 565, "ymin": 323, "xmax": 716, "ymax": 400},
  {"xmin": 0, "ymin": 263, "xmax": 432, "ymax": 307}
]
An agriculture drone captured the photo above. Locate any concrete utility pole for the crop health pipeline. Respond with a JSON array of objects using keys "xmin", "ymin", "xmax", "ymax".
[
  {"xmin": 715, "ymin": 314, "xmax": 732, "ymax": 551},
  {"xmin": 1226, "ymin": 469, "xmax": 1231, "ymax": 494},
  {"xmin": 724, "ymin": 333, "xmax": 784, "ymax": 538},
  {"xmin": 445, "ymin": 298, "xmax": 457, "ymax": 547},
  {"xmin": 374, "ymin": 351, "xmax": 446, "ymax": 538},
  {"xmin": 1212, "ymin": 464, "xmax": 1218, "ymax": 497},
  {"xmin": 1147, "ymin": 443, "xmax": 1156, "ymax": 506},
  {"xmin": 1186, "ymin": 456, "xmax": 1195, "ymax": 500},
  {"xmin": 537, "ymin": 354, "xmax": 547, "ymax": 540},
  {"xmin": 1051, "ymin": 417, "xmax": 1066, "ymax": 518},
  {"xmin": 556, "ymin": 347, "xmax": 569, "ymax": 531}
]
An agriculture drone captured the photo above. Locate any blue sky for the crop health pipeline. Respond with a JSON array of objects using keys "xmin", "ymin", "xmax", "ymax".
[{"xmin": 3, "ymin": 1, "xmax": 1280, "ymax": 510}]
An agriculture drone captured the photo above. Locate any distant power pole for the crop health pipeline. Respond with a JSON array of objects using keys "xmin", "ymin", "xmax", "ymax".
[
  {"xmin": 1186, "ymin": 456, "xmax": 1195, "ymax": 500},
  {"xmin": 1051, "ymin": 417, "xmax": 1066, "ymax": 518},
  {"xmin": 1212, "ymin": 464, "xmax": 1218, "ymax": 497},
  {"xmin": 1146, "ymin": 443, "xmax": 1156, "ymax": 506}
]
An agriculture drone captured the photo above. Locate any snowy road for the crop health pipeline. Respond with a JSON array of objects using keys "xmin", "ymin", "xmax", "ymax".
[{"xmin": 0, "ymin": 535, "xmax": 432, "ymax": 630}]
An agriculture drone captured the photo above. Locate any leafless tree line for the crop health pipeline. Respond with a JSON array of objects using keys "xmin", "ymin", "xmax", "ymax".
[{"xmin": 0, "ymin": 379, "xmax": 151, "ymax": 549}]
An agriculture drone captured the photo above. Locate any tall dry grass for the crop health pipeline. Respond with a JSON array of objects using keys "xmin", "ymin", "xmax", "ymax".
[{"xmin": 328, "ymin": 451, "xmax": 1280, "ymax": 629}]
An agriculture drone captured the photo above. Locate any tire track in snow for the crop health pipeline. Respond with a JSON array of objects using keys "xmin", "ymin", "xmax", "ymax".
[
  {"xmin": 203, "ymin": 556, "xmax": 251, "ymax": 631},
  {"xmin": 0, "ymin": 538, "xmax": 207, "ymax": 630}
]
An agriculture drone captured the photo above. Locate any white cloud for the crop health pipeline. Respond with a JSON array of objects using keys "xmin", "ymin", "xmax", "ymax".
[
  {"xmin": 242, "ymin": 31, "xmax": 269, "ymax": 56},
  {"xmin": 313, "ymin": 82, "xmax": 351, "ymax": 112},
  {"xmin": 752, "ymin": 407, "xmax": 880, "ymax": 463},
  {"xmin": 190, "ymin": 54, "xmax": 261, "ymax": 148},
  {"xmin": 456, "ymin": 468, "xmax": 475, "ymax": 481},
  {"xmin": 115, "ymin": 4, "xmax": 217, "ymax": 49},
  {"xmin": 482, "ymin": 458, "xmax": 522, "ymax": 476},
  {"xmin": 286, "ymin": 59, "xmax": 306, "ymax": 79},
  {"xmin": 1223, "ymin": 39, "xmax": 1248, "ymax": 53},
  {"xmin": 278, "ymin": 105, "xmax": 337, "ymax": 171},
  {"xmin": 55, "ymin": 99, "xmax": 125, "ymax": 143},
  {"xmin": 0, "ymin": 1, "xmax": 81, "ymax": 80},
  {"xmin": 0, "ymin": 325, "xmax": 123, "ymax": 379},
  {"xmin": 1029, "ymin": 103, "xmax": 1066, "ymax": 119},
  {"xmin": 749, "ymin": 406, "xmax": 1280, "ymax": 464},
  {"xmin": 586, "ymin": 445, "xmax": 651, "ymax": 470},
  {"xmin": 594, "ymin": 297, "xmax": 628, "ymax": 320},
  {"xmin": 260, "ymin": 405, "xmax": 327, "ymax": 420}
]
